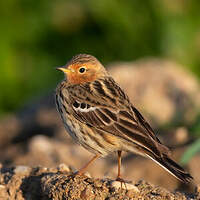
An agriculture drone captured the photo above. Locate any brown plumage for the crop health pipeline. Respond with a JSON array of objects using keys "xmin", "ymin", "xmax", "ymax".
[{"xmin": 56, "ymin": 54, "xmax": 193, "ymax": 183}]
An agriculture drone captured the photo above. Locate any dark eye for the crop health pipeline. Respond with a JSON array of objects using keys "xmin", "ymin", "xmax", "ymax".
[{"xmin": 79, "ymin": 67, "xmax": 86, "ymax": 73}]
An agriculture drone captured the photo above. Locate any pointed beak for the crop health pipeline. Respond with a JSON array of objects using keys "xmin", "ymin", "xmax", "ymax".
[{"xmin": 56, "ymin": 67, "xmax": 71, "ymax": 74}]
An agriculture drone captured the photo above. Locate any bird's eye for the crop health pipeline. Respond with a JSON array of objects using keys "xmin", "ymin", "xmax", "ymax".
[{"xmin": 79, "ymin": 67, "xmax": 86, "ymax": 73}]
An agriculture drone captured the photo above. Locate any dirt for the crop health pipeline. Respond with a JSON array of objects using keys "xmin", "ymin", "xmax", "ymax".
[{"xmin": 0, "ymin": 164, "xmax": 198, "ymax": 200}]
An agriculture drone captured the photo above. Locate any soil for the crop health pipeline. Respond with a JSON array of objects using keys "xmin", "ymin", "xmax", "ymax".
[{"xmin": 0, "ymin": 164, "xmax": 198, "ymax": 200}]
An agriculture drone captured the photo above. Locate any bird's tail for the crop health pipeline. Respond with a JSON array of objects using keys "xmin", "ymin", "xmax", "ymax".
[{"xmin": 146, "ymin": 153, "xmax": 193, "ymax": 183}]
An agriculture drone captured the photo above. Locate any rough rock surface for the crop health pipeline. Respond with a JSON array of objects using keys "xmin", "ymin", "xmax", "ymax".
[{"xmin": 0, "ymin": 164, "xmax": 198, "ymax": 200}]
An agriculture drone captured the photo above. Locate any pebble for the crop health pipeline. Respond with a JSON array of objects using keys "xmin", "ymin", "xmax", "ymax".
[
  {"xmin": 30, "ymin": 135, "xmax": 52, "ymax": 153},
  {"xmin": 42, "ymin": 167, "xmax": 48, "ymax": 172},
  {"xmin": 94, "ymin": 179, "xmax": 103, "ymax": 188},
  {"xmin": 84, "ymin": 172, "xmax": 91, "ymax": 178},
  {"xmin": 111, "ymin": 180, "xmax": 139, "ymax": 192},
  {"xmin": 175, "ymin": 127, "xmax": 188, "ymax": 144},
  {"xmin": 57, "ymin": 163, "xmax": 70, "ymax": 173},
  {"xmin": 14, "ymin": 166, "xmax": 31, "ymax": 175}
]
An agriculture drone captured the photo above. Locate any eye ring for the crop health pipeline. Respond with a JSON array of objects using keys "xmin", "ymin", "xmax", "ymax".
[{"xmin": 79, "ymin": 67, "xmax": 86, "ymax": 73}]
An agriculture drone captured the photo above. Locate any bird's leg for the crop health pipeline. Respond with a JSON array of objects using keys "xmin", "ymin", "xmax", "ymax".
[
  {"xmin": 77, "ymin": 154, "xmax": 100, "ymax": 175},
  {"xmin": 117, "ymin": 150, "xmax": 122, "ymax": 179},
  {"xmin": 115, "ymin": 150, "xmax": 125, "ymax": 181},
  {"xmin": 116, "ymin": 151, "xmax": 127, "ymax": 190}
]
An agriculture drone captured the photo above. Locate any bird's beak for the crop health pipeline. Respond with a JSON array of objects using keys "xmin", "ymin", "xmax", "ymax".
[{"xmin": 56, "ymin": 67, "xmax": 71, "ymax": 74}]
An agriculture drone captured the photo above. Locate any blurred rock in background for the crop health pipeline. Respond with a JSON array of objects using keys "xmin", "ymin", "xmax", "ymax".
[
  {"xmin": 109, "ymin": 59, "xmax": 200, "ymax": 126},
  {"xmin": 0, "ymin": 59, "xmax": 199, "ymax": 191}
]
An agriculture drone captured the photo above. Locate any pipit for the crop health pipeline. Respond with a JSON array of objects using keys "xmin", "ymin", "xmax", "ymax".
[{"xmin": 56, "ymin": 54, "xmax": 192, "ymax": 183}]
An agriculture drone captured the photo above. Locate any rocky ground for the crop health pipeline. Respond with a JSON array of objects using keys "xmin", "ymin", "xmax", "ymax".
[
  {"xmin": 0, "ymin": 58, "xmax": 200, "ymax": 199},
  {"xmin": 0, "ymin": 164, "xmax": 199, "ymax": 200}
]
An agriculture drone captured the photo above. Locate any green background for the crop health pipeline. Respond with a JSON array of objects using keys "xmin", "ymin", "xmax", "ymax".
[{"xmin": 0, "ymin": 0, "xmax": 200, "ymax": 116}]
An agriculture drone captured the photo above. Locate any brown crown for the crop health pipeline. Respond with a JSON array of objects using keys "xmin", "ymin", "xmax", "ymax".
[{"xmin": 67, "ymin": 54, "xmax": 99, "ymax": 66}]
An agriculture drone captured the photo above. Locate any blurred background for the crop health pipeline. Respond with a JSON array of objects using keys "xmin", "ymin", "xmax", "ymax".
[
  {"xmin": 1, "ymin": 0, "xmax": 200, "ymax": 115},
  {"xmin": 0, "ymin": 0, "xmax": 200, "ymax": 191}
]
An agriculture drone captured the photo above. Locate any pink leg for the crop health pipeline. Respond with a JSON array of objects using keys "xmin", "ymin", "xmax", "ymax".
[{"xmin": 77, "ymin": 154, "xmax": 100, "ymax": 175}]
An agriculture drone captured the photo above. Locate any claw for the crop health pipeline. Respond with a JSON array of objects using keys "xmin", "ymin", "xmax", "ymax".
[{"xmin": 115, "ymin": 176, "xmax": 127, "ymax": 190}]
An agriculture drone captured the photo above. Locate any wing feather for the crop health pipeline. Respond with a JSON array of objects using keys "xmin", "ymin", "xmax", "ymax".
[{"xmin": 66, "ymin": 77, "xmax": 170, "ymax": 156}]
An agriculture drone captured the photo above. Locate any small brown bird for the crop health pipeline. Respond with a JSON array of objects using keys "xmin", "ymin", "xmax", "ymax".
[{"xmin": 56, "ymin": 54, "xmax": 192, "ymax": 183}]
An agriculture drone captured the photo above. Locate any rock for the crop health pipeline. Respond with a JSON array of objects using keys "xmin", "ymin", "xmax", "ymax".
[
  {"xmin": 0, "ymin": 165, "xmax": 196, "ymax": 200},
  {"xmin": 57, "ymin": 163, "xmax": 70, "ymax": 173},
  {"xmin": 110, "ymin": 180, "xmax": 139, "ymax": 192},
  {"xmin": 14, "ymin": 165, "xmax": 31, "ymax": 175},
  {"xmin": 108, "ymin": 59, "xmax": 200, "ymax": 126}
]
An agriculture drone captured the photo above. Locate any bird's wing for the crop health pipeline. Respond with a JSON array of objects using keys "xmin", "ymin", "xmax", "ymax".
[{"xmin": 66, "ymin": 77, "xmax": 170, "ymax": 155}]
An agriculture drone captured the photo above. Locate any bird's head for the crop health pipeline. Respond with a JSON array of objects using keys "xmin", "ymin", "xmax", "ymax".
[{"xmin": 57, "ymin": 54, "xmax": 108, "ymax": 85}]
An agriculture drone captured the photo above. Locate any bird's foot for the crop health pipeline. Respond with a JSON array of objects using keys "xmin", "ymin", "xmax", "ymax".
[
  {"xmin": 67, "ymin": 170, "xmax": 84, "ymax": 179},
  {"xmin": 115, "ymin": 176, "xmax": 131, "ymax": 190}
]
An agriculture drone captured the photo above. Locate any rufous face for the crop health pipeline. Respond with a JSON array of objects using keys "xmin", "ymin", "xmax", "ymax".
[{"xmin": 57, "ymin": 63, "xmax": 101, "ymax": 84}]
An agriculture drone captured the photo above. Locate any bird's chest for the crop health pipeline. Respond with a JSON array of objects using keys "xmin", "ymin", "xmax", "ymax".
[{"xmin": 62, "ymin": 113, "xmax": 83, "ymax": 143}]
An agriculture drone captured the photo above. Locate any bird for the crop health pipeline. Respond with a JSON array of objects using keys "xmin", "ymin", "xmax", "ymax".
[{"xmin": 55, "ymin": 54, "xmax": 193, "ymax": 183}]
